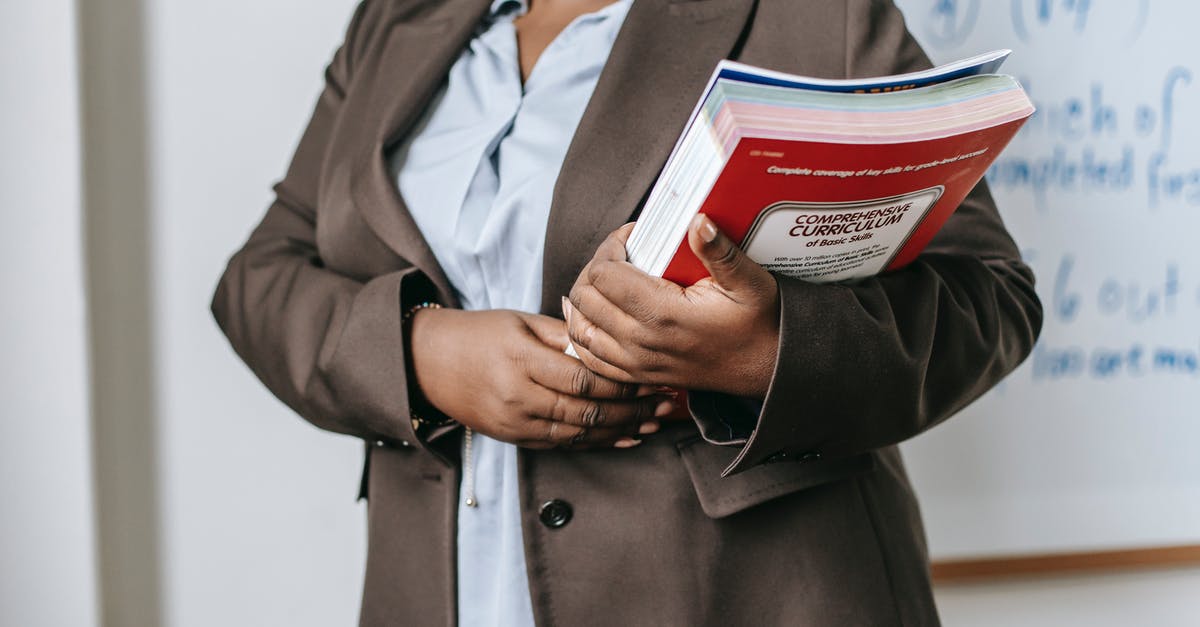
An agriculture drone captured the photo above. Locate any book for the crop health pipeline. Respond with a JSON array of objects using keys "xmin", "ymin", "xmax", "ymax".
[{"xmin": 625, "ymin": 49, "xmax": 1034, "ymax": 286}]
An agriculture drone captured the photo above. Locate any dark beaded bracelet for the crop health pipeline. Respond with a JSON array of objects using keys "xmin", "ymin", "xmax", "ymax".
[{"xmin": 402, "ymin": 302, "xmax": 453, "ymax": 431}]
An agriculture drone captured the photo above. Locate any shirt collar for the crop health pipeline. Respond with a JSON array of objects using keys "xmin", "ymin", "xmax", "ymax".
[
  {"xmin": 489, "ymin": 0, "xmax": 527, "ymax": 18},
  {"xmin": 484, "ymin": 0, "xmax": 632, "ymax": 26}
]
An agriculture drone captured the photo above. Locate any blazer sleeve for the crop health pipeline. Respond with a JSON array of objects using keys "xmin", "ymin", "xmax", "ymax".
[
  {"xmin": 687, "ymin": 0, "xmax": 1044, "ymax": 476},
  {"xmin": 209, "ymin": 0, "xmax": 429, "ymax": 449}
]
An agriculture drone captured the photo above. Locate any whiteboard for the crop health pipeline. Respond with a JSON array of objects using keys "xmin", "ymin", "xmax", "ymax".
[{"xmin": 892, "ymin": 0, "xmax": 1200, "ymax": 560}]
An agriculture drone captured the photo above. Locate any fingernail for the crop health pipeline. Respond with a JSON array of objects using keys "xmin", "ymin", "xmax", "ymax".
[
  {"xmin": 561, "ymin": 296, "xmax": 572, "ymax": 321},
  {"xmin": 654, "ymin": 400, "xmax": 677, "ymax": 417},
  {"xmin": 614, "ymin": 438, "xmax": 643, "ymax": 449},
  {"xmin": 635, "ymin": 384, "xmax": 659, "ymax": 397},
  {"xmin": 638, "ymin": 421, "xmax": 660, "ymax": 435},
  {"xmin": 655, "ymin": 386, "xmax": 679, "ymax": 399},
  {"xmin": 693, "ymin": 214, "xmax": 719, "ymax": 243}
]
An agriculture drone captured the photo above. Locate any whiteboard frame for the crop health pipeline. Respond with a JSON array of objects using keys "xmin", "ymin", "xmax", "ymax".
[{"xmin": 932, "ymin": 544, "xmax": 1200, "ymax": 581}]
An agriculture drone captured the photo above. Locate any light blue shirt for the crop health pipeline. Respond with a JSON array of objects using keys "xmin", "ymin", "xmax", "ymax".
[{"xmin": 388, "ymin": 1, "xmax": 633, "ymax": 624}]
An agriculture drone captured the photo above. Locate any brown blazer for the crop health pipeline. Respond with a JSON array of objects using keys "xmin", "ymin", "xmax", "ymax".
[{"xmin": 210, "ymin": 0, "xmax": 1043, "ymax": 625}]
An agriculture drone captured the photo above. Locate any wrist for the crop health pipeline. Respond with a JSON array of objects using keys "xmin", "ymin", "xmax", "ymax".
[
  {"xmin": 405, "ymin": 304, "xmax": 455, "ymax": 431},
  {"xmin": 743, "ymin": 287, "xmax": 782, "ymax": 398},
  {"xmin": 713, "ymin": 311, "xmax": 778, "ymax": 399}
]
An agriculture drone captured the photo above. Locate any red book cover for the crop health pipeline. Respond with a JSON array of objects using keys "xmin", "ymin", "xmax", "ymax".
[{"xmin": 660, "ymin": 119, "xmax": 1027, "ymax": 286}]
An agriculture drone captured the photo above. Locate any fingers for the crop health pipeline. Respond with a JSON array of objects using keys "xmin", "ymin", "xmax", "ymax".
[
  {"xmin": 565, "ymin": 286, "xmax": 638, "ymax": 342},
  {"xmin": 524, "ymin": 336, "xmax": 650, "ymax": 400},
  {"xmin": 568, "ymin": 337, "xmax": 648, "ymax": 386},
  {"xmin": 539, "ymin": 387, "xmax": 672, "ymax": 429},
  {"xmin": 511, "ymin": 385, "xmax": 674, "ymax": 450},
  {"xmin": 562, "ymin": 295, "xmax": 642, "ymax": 373},
  {"xmin": 524, "ymin": 312, "xmax": 570, "ymax": 352},
  {"xmin": 522, "ymin": 310, "xmax": 659, "ymax": 396},
  {"xmin": 508, "ymin": 306, "xmax": 675, "ymax": 450},
  {"xmin": 517, "ymin": 412, "xmax": 665, "ymax": 450},
  {"xmin": 515, "ymin": 419, "xmax": 647, "ymax": 450},
  {"xmin": 583, "ymin": 258, "xmax": 680, "ymax": 321},
  {"xmin": 579, "ymin": 225, "xmax": 679, "ymax": 321},
  {"xmin": 593, "ymin": 222, "xmax": 636, "ymax": 262}
]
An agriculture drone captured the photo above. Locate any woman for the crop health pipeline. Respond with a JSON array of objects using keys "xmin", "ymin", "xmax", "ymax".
[{"xmin": 210, "ymin": 0, "xmax": 1043, "ymax": 625}]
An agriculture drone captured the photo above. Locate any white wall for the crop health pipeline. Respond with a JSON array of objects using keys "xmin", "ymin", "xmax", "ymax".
[
  {"xmin": 142, "ymin": 1, "xmax": 367, "ymax": 625},
  {"xmin": 0, "ymin": 2, "xmax": 100, "ymax": 626}
]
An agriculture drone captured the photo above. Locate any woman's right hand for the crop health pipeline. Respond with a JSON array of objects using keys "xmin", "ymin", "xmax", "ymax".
[{"xmin": 408, "ymin": 308, "xmax": 676, "ymax": 449}]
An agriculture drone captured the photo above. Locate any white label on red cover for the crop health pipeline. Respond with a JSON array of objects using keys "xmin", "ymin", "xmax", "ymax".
[{"xmin": 740, "ymin": 186, "xmax": 943, "ymax": 283}]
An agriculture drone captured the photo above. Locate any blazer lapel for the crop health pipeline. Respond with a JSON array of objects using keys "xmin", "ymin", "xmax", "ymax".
[
  {"xmin": 538, "ymin": 0, "xmax": 758, "ymax": 315},
  {"xmin": 351, "ymin": 0, "xmax": 493, "ymax": 307}
]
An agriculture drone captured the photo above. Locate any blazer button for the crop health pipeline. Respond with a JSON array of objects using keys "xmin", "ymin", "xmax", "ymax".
[{"xmin": 538, "ymin": 499, "xmax": 573, "ymax": 529}]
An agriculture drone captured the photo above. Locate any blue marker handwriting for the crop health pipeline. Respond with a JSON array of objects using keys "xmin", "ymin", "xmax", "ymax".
[
  {"xmin": 986, "ymin": 68, "xmax": 1199, "ymax": 209},
  {"xmin": 924, "ymin": 0, "xmax": 981, "ymax": 47},
  {"xmin": 912, "ymin": 0, "xmax": 1150, "ymax": 47},
  {"xmin": 1010, "ymin": 0, "xmax": 1149, "ymax": 44},
  {"xmin": 1044, "ymin": 254, "xmax": 1185, "ymax": 325},
  {"xmin": 1031, "ymin": 341, "xmax": 1199, "ymax": 381}
]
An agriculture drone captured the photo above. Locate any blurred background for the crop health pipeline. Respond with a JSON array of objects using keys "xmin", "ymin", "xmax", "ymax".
[{"xmin": 2, "ymin": 0, "xmax": 1197, "ymax": 626}]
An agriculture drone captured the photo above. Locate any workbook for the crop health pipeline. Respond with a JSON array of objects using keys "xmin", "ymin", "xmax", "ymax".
[{"xmin": 625, "ymin": 49, "xmax": 1034, "ymax": 286}]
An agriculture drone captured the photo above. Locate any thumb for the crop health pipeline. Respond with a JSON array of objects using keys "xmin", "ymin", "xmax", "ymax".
[
  {"xmin": 525, "ymin": 312, "xmax": 570, "ymax": 352},
  {"xmin": 687, "ymin": 213, "xmax": 763, "ymax": 291}
]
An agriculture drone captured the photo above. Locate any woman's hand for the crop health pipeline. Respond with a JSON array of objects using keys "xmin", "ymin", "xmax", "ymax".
[
  {"xmin": 409, "ymin": 308, "xmax": 674, "ymax": 449},
  {"xmin": 564, "ymin": 215, "xmax": 781, "ymax": 398}
]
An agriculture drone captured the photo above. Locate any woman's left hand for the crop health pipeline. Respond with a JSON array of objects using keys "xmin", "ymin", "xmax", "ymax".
[{"xmin": 564, "ymin": 214, "xmax": 781, "ymax": 398}]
